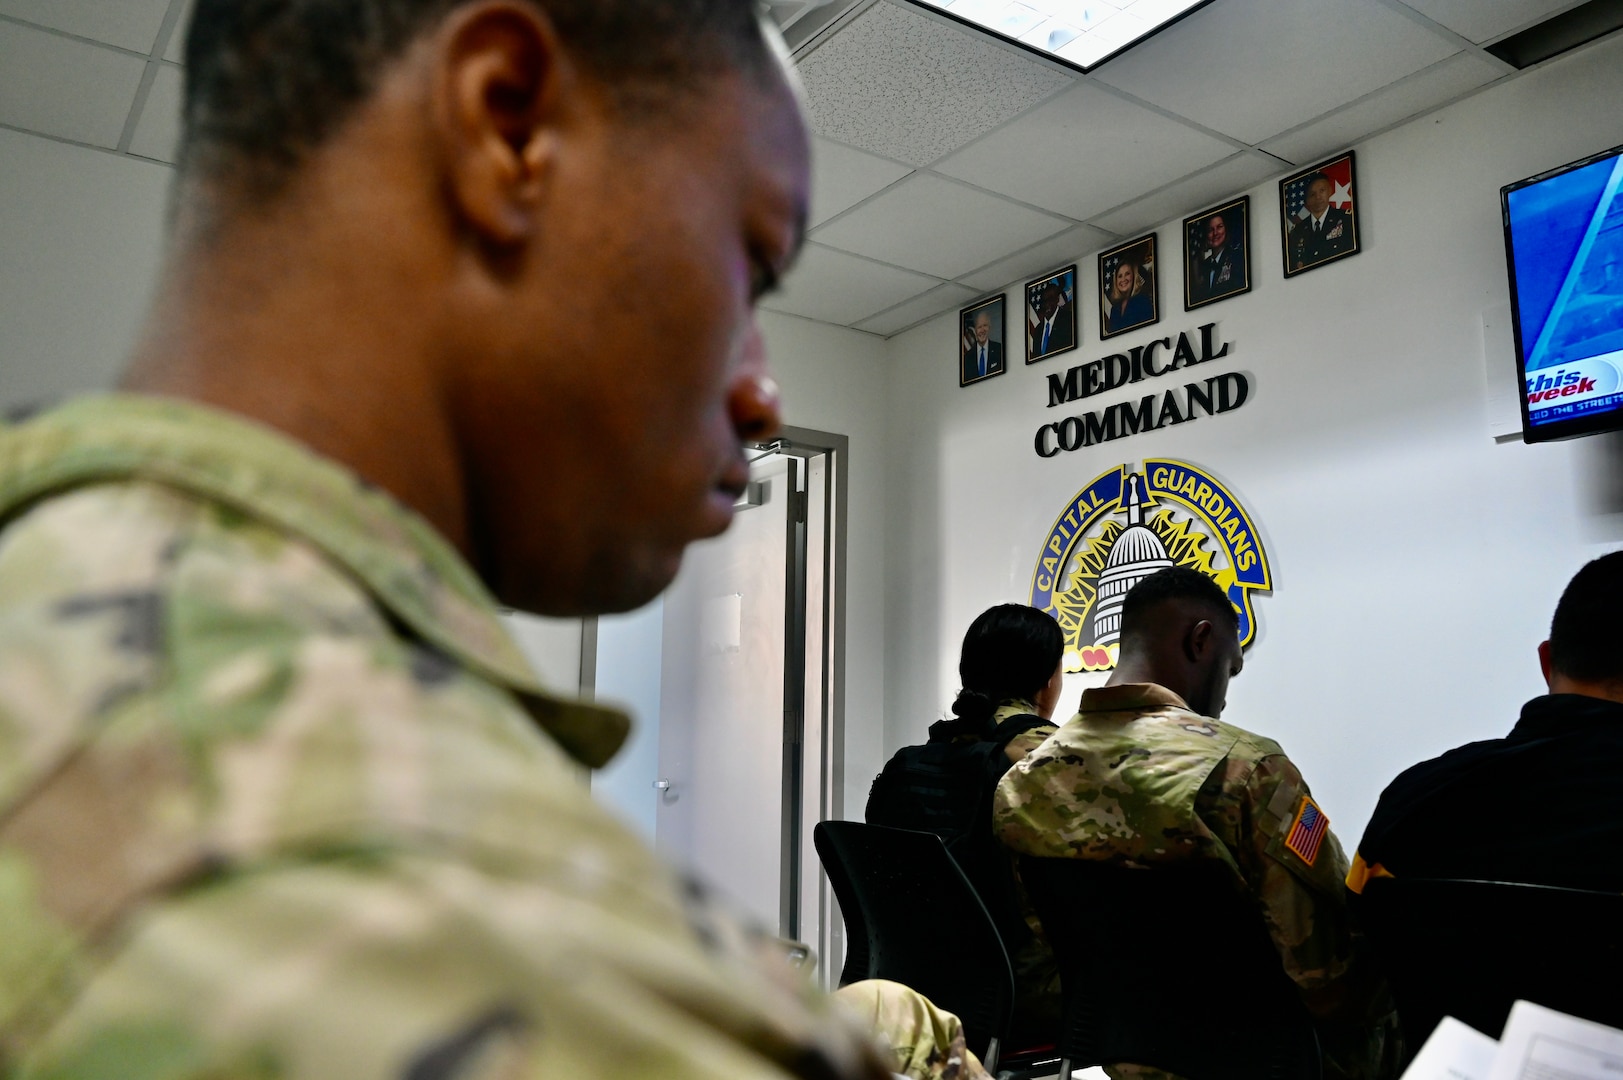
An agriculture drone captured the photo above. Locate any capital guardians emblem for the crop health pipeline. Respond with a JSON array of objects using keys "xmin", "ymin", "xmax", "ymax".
[{"xmin": 1029, "ymin": 460, "xmax": 1272, "ymax": 673}]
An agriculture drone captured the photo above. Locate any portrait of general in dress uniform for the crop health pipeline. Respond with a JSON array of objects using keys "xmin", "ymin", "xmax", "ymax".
[
  {"xmin": 1099, "ymin": 234, "xmax": 1159, "ymax": 340},
  {"xmin": 960, "ymin": 294, "xmax": 1006, "ymax": 387},
  {"xmin": 1280, "ymin": 152, "xmax": 1361, "ymax": 277},
  {"xmin": 1025, "ymin": 265, "xmax": 1078, "ymax": 363},
  {"xmin": 1185, "ymin": 196, "xmax": 1251, "ymax": 310}
]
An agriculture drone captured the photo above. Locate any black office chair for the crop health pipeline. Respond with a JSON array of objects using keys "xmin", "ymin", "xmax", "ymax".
[
  {"xmin": 1359, "ymin": 877, "xmax": 1623, "ymax": 1051},
  {"xmin": 1020, "ymin": 855, "xmax": 1321, "ymax": 1080},
  {"xmin": 813, "ymin": 821, "xmax": 1052, "ymax": 1075}
]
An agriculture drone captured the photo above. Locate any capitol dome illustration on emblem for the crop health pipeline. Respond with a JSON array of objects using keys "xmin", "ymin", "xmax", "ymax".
[{"xmin": 1088, "ymin": 473, "xmax": 1173, "ymax": 649}]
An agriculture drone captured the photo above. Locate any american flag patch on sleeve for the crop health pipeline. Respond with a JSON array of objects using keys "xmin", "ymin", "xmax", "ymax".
[{"xmin": 1284, "ymin": 795, "xmax": 1329, "ymax": 865}]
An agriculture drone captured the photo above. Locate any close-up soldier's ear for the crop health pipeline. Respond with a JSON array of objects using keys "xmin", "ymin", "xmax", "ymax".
[
  {"xmin": 432, "ymin": 1, "xmax": 568, "ymax": 247},
  {"xmin": 1185, "ymin": 619, "xmax": 1213, "ymax": 663}
]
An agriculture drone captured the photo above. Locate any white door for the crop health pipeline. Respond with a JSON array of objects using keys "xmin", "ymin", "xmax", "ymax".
[{"xmin": 655, "ymin": 453, "xmax": 797, "ymax": 933}]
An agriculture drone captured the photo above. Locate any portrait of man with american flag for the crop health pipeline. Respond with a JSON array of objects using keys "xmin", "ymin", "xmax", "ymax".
[{"xmin": 1281, "ymin": 151, "xmax": 1362, "ymax": 277}]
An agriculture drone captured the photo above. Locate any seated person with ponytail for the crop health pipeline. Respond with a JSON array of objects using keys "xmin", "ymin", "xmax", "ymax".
[{"xmin": 865, "ymin": 604, "xmax": 1066, "ymax": 1039}]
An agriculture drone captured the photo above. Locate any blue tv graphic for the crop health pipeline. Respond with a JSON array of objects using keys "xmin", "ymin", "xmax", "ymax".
[{"xmin": 1507, "ymin": 152, "xmax": 1623, "ymax": 431}]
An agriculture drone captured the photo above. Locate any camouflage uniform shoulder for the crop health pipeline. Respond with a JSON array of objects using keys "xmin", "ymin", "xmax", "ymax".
[{"xmin": 0, "ymin": 399, "xmax": 889, "ymax": 1080}]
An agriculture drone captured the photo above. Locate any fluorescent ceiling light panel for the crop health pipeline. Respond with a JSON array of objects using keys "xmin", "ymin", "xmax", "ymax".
[{"xmin": 907, "ymin": 0, "xmax": 1211, "ymax": 71}]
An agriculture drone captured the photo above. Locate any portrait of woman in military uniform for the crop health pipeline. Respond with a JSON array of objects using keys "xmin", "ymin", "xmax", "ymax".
[{"xmin": 1185, "ymin": 196, "xmax": 1251, "ymax": 310}]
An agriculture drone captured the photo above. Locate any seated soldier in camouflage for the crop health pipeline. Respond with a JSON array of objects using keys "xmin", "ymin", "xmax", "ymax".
[
  {"xmin": 993, "ymin": 568, "xmax": 1395, "ymax": 1080},
  {"xmin": 0, "ymin": 2, "xmax": 950, "ymax": 1077}
]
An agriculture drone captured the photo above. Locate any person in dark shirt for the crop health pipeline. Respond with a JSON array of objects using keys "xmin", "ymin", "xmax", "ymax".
[
  {"xmin": 1349, "ymin": 551, "xmax": 1623, "ymax": 894},
  {"xmin": 865, "ymin": 604, "xmax": 1064, "ymax": 1039}
]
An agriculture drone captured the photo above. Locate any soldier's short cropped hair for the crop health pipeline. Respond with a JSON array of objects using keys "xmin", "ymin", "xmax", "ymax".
[
  {"xmin": 1549, "ymin": 551, "xmax": 1623, "ymax": 682},
  {"xmin": 1119, "ymin": 566, "xmax": 1237, "ymax": 642},
  {"xmin": 181, "ymin": 0, "xmax": 774, "ymax": 198}
]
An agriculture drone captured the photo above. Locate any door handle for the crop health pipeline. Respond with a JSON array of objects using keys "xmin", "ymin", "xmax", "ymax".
[{"xmin": 653, "ymin": 779, "xmax": 671, "ymax": 791}]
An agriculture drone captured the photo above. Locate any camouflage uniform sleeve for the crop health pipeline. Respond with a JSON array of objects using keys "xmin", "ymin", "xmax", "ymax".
[
  {"xmin": 1228, "ymin": 754, "xmax": 1399, "ymax": 1080},
  {"xmin": 1001, "ymin": 725, "xmax": 1055, "ymax": 766},
  {"xmin": 0, "ymin": 484, "xmax": 890, "ymax": 1080},
  {"xmin": 23, "ymin": 855, "xmax": 882, "ymax": 1080},
  {"xmin": 831, "ymin": 980, "xmax": 990, "ymax": 1080}
]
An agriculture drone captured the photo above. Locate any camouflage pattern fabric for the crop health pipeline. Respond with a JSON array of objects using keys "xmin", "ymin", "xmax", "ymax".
[
  {"xmin": 991, "ymin": 703, "xmax": 1054, "ymax": 766},
  {"xmin": 993, "ymin": 683, "xmax": 1397, "ymax": 1080},
  {"xmin": 831, "ymin": 981, "xmax": 989, "ymax": 1080},
  {"xmin": 0, "ymin": 395, "xmax": 892, "ymax": 1080}
]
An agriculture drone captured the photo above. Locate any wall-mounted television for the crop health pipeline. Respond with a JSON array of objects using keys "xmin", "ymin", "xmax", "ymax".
[{"xmin": 1502, "ymin": 143, "xmax": 1623, "ymax": 442}]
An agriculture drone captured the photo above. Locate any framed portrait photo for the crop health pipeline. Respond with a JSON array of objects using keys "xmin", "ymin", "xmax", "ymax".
[
  {"xmin": 1184, "ymin": 196, "xmax": 1251, "ymax": 310},
  {"xmin": 1099, "ymin": 234, "xmax": 1159, "ymax": 340},
  {"xmin": 1025, "ymin": 265, "xmax": 1079, "ymax": 364},
  {"xmin": 959, "ymin": 295, "xmax": 1007, "ymax": 387},
  {"xmin": 1280, "ymin": 151, "xmax": 1361, "ymax": 277}
]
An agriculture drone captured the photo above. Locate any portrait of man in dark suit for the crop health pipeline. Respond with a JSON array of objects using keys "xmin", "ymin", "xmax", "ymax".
[
  {"xmin": 960, "ymin": 296, "xmax": 1006, "ymax": 386},
  {"xmin": 1281, "ymin": 153, "xmax": 1361, "ymax": 276},
  {"xmin": 1186, "ymin": 197, "xmax": 1251, "ymax": 309},
  {"xmin": 1026, "ymin": 266, "xmax": 1078, "ymax": 363}
]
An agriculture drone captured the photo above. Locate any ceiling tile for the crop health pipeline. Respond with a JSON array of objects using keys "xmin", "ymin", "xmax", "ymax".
[
  {"xmin": 957, "ymin": 224, "xmax": 1117, "ymax": 291},
  {"xmin": 761, "ymin": 242, "xmax": 941, "ymax": 325},
  {"xmin": 0, "ymin": 22, "xmax": 146, "ymax": 148},
  {"xmin": 1092, "ymin": 0, "xmax": 1459, "ymax": 145},
  {"xmin": 1262, "ymin": 53, "xmax": 1506, "ymax": 166},
  {"xmin": 129, "ymin": 64, "xmax": 182, "ymax": 164},
  {"xmin": 809, "ymin": 136, "xmax": 914, "ymax": 227},
  {"xmin": 812, "ymin": 173, "xmax": 1072, "ymax": 279},
  {"xmin": 0, "ymin": 0, "xmax": 172, "ymax": 53},
  {"xmin": 165, "ymin": 0, "xmax": 195, "ymax": 62},
  {"xmin": 1089, "ymin": 152, "xmax": 1280, "ymax": 235},
  {"xmin": 798, "ymin": 0, "xmax": 1072, "ymax": 166},
  {"xmin": 1393, "ymin": 0, "xmax": 1586, "ymax": 44},
  {"xmin": 855, "ymin": 283, "xmax": 980, "ymax": 336},
  {"xmin": 934, "ymin": 81, "xmax": 1236, "ymax": 219}
]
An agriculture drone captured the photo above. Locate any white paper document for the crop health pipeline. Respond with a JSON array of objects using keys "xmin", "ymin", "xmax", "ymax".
[
  {"xmin": 1399, "ymin": 1003, "xmax": 1623, "ymax": 1080},
  {"xmin": 1402, "ymin": 1017, "xmax": 1500, "ymax": 1080},
  {"xmin": 1489, "ymin": 1002, "xmax": 1623, "ymax": 1080}
]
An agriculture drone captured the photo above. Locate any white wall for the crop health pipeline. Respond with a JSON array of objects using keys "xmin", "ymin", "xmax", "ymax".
[{"xmin": 880, "ymin": 33, "xmax": 1623, "ymax": 846}]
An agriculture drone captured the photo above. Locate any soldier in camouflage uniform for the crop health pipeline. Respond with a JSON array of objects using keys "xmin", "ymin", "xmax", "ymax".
[
  {"xmin": 0, "ymin": 1, "xmax": 954, "ymax": 1077},
  {"xmin": 993, "ymin": 568, "xmax": 1396, "ymax": 1080}
]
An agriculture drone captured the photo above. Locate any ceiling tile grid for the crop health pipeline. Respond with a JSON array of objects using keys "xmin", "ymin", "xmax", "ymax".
[
  {"xmin": 933, "ymin": 80, "xmax": 1240, "ymax": 219},
  {"xmin": 164, "ymin": 0, "xmax": 194, "ymax": 62},
  {"xmin": 1261, "ymin": 51, "xmax": 1508, "ymax": 166},
  {"xmin": 0, "ymin": 0, "xmax": 1589, "ymax": 339},
  {"xmin": 813, "ymin": 172, "xmax": 1073, "ymax": 279},
  {"xmin": 0, "ymin": 21, "xmax": 147, "ymax": 149},
  {"xmin": 761, "ymin": 242, "xmax": 944, "ymax": 325},
  {"xmin": 808, "ymin": 135, "xmax": 915, "ymax": 227},
  {"xmin": 0, "ymin": 0, "xmax": 171, "ymax": 53},
  {"xmin": 958, "ymin": 224, "xmax": 1119, "ymax": 292},
  {"xmin": 797, "ymin": 0, "xmax": 1073, "ymax": 166},
  {"xmin": 1092, "ymin": 0, "xmax": 1460, "ymax": 144},
  {"xmin": 854, "ymin": 282, "xmax": 981, "ymax": 336},
  {"xmin": 1090, "ymin": 151, "xmax": 1283, "ymax": 236},
  {"xmin": 129, "ymin": 63, "xmax": 183, "ymax": 164},
  {"xmin": 1391, "ymin": 0, "xmax": 1589, "ymax": 44}
]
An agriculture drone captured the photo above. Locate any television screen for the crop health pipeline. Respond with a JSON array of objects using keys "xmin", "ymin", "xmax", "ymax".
[{"xmin": 1503, "ymin": 144, "xmax": 1623, "ymax": 442}]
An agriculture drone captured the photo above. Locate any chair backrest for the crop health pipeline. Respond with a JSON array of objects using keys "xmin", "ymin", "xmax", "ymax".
[
  {"xmin": 1020, "ymin": 855, "xmax": 1320, "ymax": 1080},
  {"xmin": 813, "ymin": 821, "xmax": 1016, "ymax": 1059},
  {"xmin": 1359, "ymin": 877, "xmax": 1623, "ymax": 1047}
]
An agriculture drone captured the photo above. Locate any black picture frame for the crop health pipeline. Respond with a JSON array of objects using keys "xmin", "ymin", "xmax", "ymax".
[
  {"xmin": 959, "ymin": 295, "xmax": 1007, "ymax": 387},
  {"xmin": 1184, "ymin": 196, "xmax": 1252, "ymax": 310},
  {"xmin": 1025, "ymin": 265, "xmax": 1079, "ymax": 364},
  {"xmin": 1099, "ymin": 234, "xmax": 1160, "ymax": 340},
  {"xmin": 1280, "ymin": 151, "xmax": 1361, "ymax": 277}
]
